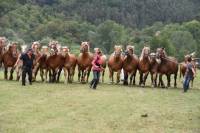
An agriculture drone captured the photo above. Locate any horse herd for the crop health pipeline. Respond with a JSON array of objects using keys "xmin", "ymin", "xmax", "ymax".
[{"xmin": 0, "ymin": 37, "xmax": 196, "ymax": 88}]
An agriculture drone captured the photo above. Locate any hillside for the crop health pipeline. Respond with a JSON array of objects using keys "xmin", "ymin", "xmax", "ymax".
[{"xmin": 0, "ymin": 0, "xmax": 200, "ymax": 59}]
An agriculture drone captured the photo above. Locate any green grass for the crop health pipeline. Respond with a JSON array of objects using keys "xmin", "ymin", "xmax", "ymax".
[{"xmin": 0, "ymin": 70, "xmax": 200, "ymax": 133}]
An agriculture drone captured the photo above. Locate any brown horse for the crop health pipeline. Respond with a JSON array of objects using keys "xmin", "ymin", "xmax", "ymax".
[
  {"xmin": 77, "ymin": 42, "xmax": 93, "ymax": 83},
  {"xmin": 108, "ymin": 45, "xmax": 124, "ymax": 84},
  {"xmin": 45, "ymin": 46, "xmax": 65, "ymax": 83},
  {"xmin": 0, "ymin": 37, "xmax": 7, "ymax": 67},
  {"xmin": 94, "ymin": 48, "xmax": 107, "ymax": 83},
  {"xmin": 123, "ymin": 45, "xmax": 138, "ymax": 85},
  {"xmin": 31, "ymin": 42, "xmax": 43, "ymax": 81},
  {"xmin": 179, "ymin": 54, "xmax": 196, "ymax": 87},
  {"xmin": 32, "ymin": 46, "xmax": 49, "ymax": 82},
  {"xmin": 149, "ymin": 53, "xmax": 160, "ymax": 87},
  {"xmin": 156, "ymin": 48, "xmax": 178, "ymax": 88},
  {"xmin": 2, "ymin": 43, "xmax": 19, "ymax": 80},
  {"xmin": 62, "ymin": 46, "xmax": 77, "ymax": 83},
  {"xmin": 138, "ymin": 46, "xmax": 151, "ymax": 86}
]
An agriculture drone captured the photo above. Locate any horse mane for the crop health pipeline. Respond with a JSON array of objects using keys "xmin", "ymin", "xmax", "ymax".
[{"xmin": 140, "ymin": 47, "xmax": 150, "ymax": 61}]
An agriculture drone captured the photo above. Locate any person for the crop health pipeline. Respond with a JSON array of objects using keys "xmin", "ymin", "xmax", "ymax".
[
  {"xmin": 90, "ymin": 48, "xmax": 104, "ymax": 89},
  {"xmin": 20, "ymin": 48, "xmax": 35, "ymax": 86},
  {"xmin": 183, "ymin": 56, "xmax": 196, "ymax": 92}
]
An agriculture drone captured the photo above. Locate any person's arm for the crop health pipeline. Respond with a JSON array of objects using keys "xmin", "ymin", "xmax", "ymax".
[
  {"xmin": 192, "ymin": 68, "xmax": 196, "ymax": 77},
  {"xmin": 14, "ymin": 54, "xmax": 22, "ymax": 67}
]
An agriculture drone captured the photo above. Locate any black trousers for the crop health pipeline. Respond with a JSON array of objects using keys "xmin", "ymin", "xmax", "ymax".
[{"xmin": 22, "ymin": 66, "xmax": 32, "ymax": 85}]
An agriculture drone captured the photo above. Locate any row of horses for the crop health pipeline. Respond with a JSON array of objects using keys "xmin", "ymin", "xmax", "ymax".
[{"xmin": 0, "ymin": 37, "xmax": 196, "ymax": 88}]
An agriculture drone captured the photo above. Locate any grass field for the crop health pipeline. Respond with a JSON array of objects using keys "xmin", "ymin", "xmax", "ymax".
[{"xmin": 0, "ymin": 70, "xmax": 200, "ymax": 133}]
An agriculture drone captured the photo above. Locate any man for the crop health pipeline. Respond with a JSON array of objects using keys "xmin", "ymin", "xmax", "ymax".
[
  {"xmin": 20, "ymin": 48, "xmax": 35, "ymax": 86},
  {"xmin": 183, "ymin": 56, "xmax": 196, "ymax": 92}
]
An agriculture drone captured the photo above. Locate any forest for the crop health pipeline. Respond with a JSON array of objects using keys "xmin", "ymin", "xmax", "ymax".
[{"xmin": 0, "ymin": 0, "xmax": 200, "ymax": 60}]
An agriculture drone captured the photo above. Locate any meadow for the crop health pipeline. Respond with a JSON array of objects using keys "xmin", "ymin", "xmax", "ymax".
[{"xmin": 0, "ymin": 70, "xmax": 200, "ymax": 133}]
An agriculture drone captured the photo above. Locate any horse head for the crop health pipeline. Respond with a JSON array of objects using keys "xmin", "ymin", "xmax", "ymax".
[
  {"xmin": 125, "ymin": 45, "xmax": 134, "ymax": 56},
  {"xmin": 113, "ymin": 45, "xmax": 122, "ymax": 58},
  {"xmin": 156, "ymin": 47, "xmax": 167, "ymax": 60},
  {"xmin": 150, "ymin": 52, "xmax": 161, "ymax": 64},
  {"xmin": 80, "ymin": 42, "xmax": 90, "ymax": 53},
  {"xmin": 61, "ymin": 46, "xmax": 70, "ymax": 57},
  {"xmin": 7, "ymin": 42, "xmax": 18, "ymax": 57},
  {"xmin": 32, "ymin": 41, "xmax": 41, "ymax": 53},
  {"xmin": 140, "ymin": 46, "xmax": 150, "ymax": 61},
  {"xmin": 0, "ymin": 37, "xmax": 7, "ymax": 47},
  {"xmin": 0, "ymin": 37, "xmax": 7, "ymax": 53},
  {"xmin": 48, "ymin": 41, "xmax": 59, "ymax": 53},
  {"xmin": 184, "ymin": 54, "xmax": 191, "ymax": 63}
]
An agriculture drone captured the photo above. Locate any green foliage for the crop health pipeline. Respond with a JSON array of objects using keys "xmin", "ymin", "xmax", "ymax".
[
  {"xmin": 0, "ymin": 1, "xmax": 200, "ymax": 60},
  {"xmin": 90, "ymin": 20, "xmax": 130, "ymax": 53}
]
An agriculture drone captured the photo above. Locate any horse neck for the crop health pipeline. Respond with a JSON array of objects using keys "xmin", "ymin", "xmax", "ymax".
[
  {"xmin": 125, "ymin": 54, "xmax": 133, "ymax": 62},
  {"xmin": 64, "ymin": 52, "xmax": 70, "ymax": 60},
  {"xmin": 114, "ymin": 55, "xmax": 121, "ymax": 61},
  {"xmin": 82, "ymin": 52, "xmax": 90, "ymax": 58},
  {"xmin": 140, "ymin": 55, "xmax": 150, "ymax": 63}
]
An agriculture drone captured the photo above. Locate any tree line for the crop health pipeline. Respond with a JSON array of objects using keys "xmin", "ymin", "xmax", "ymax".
[{"xmin": 0, "ymin": 0, "xmax": 200, "ymax": 60}]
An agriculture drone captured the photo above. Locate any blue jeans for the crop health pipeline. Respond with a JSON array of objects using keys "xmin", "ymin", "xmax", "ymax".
[
  {"xmin": 90, "ymin": 71, "xmax": 100, "ymax": 89},
  {"xmin": 183, "ymin": 76, "xmax": 192, "ymax": 92}
]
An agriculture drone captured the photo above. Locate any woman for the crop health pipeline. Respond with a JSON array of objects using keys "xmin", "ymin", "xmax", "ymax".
[{"xmin": 90, "ymin": 48, "xmax": 104, "ymax": 89}]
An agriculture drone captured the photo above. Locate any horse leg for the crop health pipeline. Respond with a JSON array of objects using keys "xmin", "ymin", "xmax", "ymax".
[
  {"xmin": 69, "ymin": 68, "xmax": 73, "ymax": 83},
  {"xmin": 81, "ymin": 70, "xmax": 85, "ymax": 83},
  {"xmin": 71, "ymin": 67, "xmax": 75, "ymax": 82},
  {"xmin": 132, "ymin": 70, "xmax": 137, "ymax": 85},
  {"xmin": 102, "ymin": 70, "xmax": 105, "ymax": 83},
  {"xmin": 151, "ymin": 73, "xmax": 153, "ymax": 87},
  {"xmin": 129, "ymin": 72, "xmax": 135, "ymax": 86},
  {"xmin": 143, "ymin": 72, "xmax": 149, "ymax": 86},
  {"xmin": 139, "ymin": 72, "xmax": 143, "ymax": 86},
  {"xmin": 167, "ymin": 74, "xmax": 171, "ymax": 88},
  {"xmin": 53, "ymin": 70, "xmax": 56, "ymax": 83},
  {"xmin": 44, "ymin": 69, "xmax": 48, "ymax": 83},
  {"xmin": 159, "ymin": 74, "xmax": 165, "ymax": 88},
  {"xmin": 86, "ymin": 69, "xmax": 91, "ymax": 83},
  {"xmin": 68, "ymin": 69, "xmax": 71, "ymax": 83},
  {"xmin": 109, "ymin": 68, "xmax": 113, "ymax": 83},
  {"xmin": 63, "ymin": 68, "xmax": 68, "ymax": 84},
  {"xmin": 123, "ymin": 71, "xmax": 128, "ymax": 85},
  {"xmin": 78, "ymin": 67, "xmax": 81, "ymax": 82},
  {"xmin": 152, "ymin": 73, "xmax": 158, "ymax": 88},
  {"xmin": 116, "ymin": 70, "xmax": 121, "ymax": 84},
  {"xmin": 40, "ymin": 68, "xmax": 44, "ymax": 82},
  {"xmin": 9, "ymin": 67, "xmax": 14, "ymax": 80},
  {"xmin": 16, "ymin": 66, "xmax": 20, "ymax": 81},
  {"xmin": 57, "ymin": 67, "xmax": 62, "ymax": 83},
  {"xmin": 174, "ymin": 73, "xmax": 177, "ymax": 88},
  {"xmin": 48, "ymin": 69, "xmax": 51, "ymax": 83},
  {"xmin": 4, "ymin": 67, "xmax": 8, "ymax": 80},
  {"xmin": 33, "ymin": 66, "xmax": 39, "ymax": 82}
]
